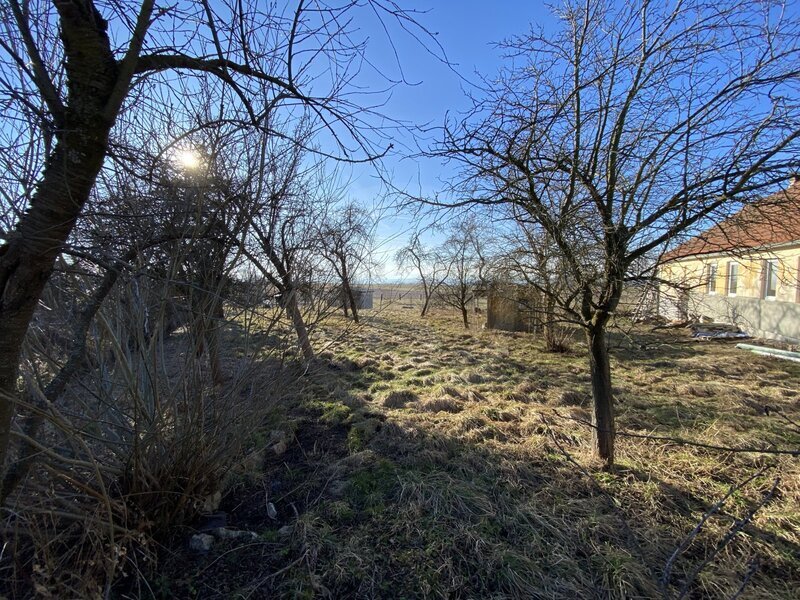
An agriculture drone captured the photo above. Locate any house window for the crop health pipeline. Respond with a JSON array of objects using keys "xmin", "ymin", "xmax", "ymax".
[
  {"xmin": 706, "ymin": 263, "xmax": 717, "ymax": 294},
  {"xmin": 727, "ymin": 262, "xmax": 739, "ymax": 296},
  {"xmin": 796, "ymin": 257, "xmax": 800, "ymax": 303},
  {"xmin": 764, "ymin": 259, "xmax": 778, "ymax": 299}
]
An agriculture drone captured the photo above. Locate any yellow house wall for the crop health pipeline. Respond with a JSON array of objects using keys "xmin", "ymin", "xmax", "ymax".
[
  {"xmin": 658, "ymin": 244, "xmax": 800, "ymax": 341},
  {"xmin": 661, "ymin": 245, "xmax": 800, "ymax": 302}
]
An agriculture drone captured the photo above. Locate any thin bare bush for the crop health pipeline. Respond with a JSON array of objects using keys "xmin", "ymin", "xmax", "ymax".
[{"xmin": 0, "ymin": 256, "xmax": 287, "ymax": 597}]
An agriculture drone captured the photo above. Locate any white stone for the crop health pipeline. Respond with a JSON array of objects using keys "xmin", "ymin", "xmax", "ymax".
[{"xmin": 189, "ymin": 533, "xmax": 215, "ymax": 552}]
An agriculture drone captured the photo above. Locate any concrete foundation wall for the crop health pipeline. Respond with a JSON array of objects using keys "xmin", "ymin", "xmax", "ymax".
[{"xmin": 686, "ymin": 294, "xmax": 800, "ymax": 343}]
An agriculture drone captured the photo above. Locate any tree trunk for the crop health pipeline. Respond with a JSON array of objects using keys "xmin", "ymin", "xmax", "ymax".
[
  {"xmin": 0, "ymin": 1, "xmax": 120, "ymax": 482},
  {"xmin": 206, "ymin": 301, "xmax": 225, "ymax": 386},
  {"xmin": 586, "ymin": 324, "xmax": 615, "ymax": 468},
  {"xmin": 461, "ymin": 304, "xmax": 469, "ymax": 329},
  {"xmin": 0, "ymin": 251, "xmax": 130, "ymax": 503},
  {"xmin": 420, "ymin": 294, "xmax": 430, "ymax": 317},
  {"xmin": 0, "ymin": 126, "xmax": 113, "ymax": 480},
  {"xmin": 345, "ymin": 287, "xmax": 359, "ymax": 323},
  {"xmin": 285, "ymin": 290, "xmax": 314, "ymax": 361},
  {"xmin": 420, "ymin": 280, "xmax": 430, "ymax": 317},
  {"xmin": 543, "ymin": 296, "xmax": 559, "ymax": 351},
  {"xmin": 341, "ymin": 263, "xmax": 359, "ymax": 323}
]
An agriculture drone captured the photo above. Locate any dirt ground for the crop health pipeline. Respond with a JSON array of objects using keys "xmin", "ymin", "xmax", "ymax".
[{"xmin": 151, "ymin": 304, "xmax": 800, "ymax": 599}]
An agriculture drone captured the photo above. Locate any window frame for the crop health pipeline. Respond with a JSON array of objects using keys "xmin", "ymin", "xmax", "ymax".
[
  {"xmin": 763, "ymin": 259, "xmax": 779, "ymax": 300},
  {"xmin": 796, "ymin": 256, "xmax": 800, "ymax": 303},
  {"xmin": 727, "ymin": 261, "xmax": 739, "ymax": 296},
  {"xmin": 706, "ymin": 262, "xmax": 718, "ymax": 295}
]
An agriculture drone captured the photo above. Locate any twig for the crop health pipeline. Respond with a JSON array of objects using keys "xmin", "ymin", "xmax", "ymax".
[
  {"xmin": 243, "ymin": 552, "xmax": 307, "ymax": 600},
  {"xmin": 197, "ymin": 541, "xmax": 276, "ymax": 577},
  {"xmin": 773, "ymin": 410, "xmax": 800, "ymax": 435},
  {"xmin": 551, "ymin": 411, "xmax": 800, "ymax": 456},
  {"xmin": 675, "ymin": 477, "xmax": 779, "ymax": 600},
  {"xmin": 729, "ymin": 558, "xmax": 760, "ymax": 600},
  {"xmin": 661, "ymin": 468, "xmax": 764, "ymax": 595}
]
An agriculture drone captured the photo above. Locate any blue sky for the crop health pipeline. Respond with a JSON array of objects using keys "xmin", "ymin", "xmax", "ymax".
[{"xmin": 337, "ymin": 1, "xmax": 557, "ymax": 279}]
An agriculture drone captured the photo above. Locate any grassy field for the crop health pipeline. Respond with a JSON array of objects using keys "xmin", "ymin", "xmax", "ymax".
[{"xmin": 155, "ymin": 304, "xmax": 800, "ymax": 599}]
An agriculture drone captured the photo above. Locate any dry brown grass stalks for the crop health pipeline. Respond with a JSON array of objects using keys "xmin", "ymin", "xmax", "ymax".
[{"xmin": 0, "ymin": 283, "xmax": 287, "ymax": 598}]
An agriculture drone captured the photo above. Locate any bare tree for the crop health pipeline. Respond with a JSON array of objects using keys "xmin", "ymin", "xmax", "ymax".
[
  {"xmin": 497, "ymin": 219, "xmax": 575, "ymax": 352},
  {"xmin": 0, "ymin": 0, "xmax": 437, "ymax": 471},
  {"xmin": 165, "ymin": 154, "xmax": 251, "ymax": 386},
  {"xmin": 318, "ymin": 202, "xmax": 374, "ymax": 323},
  {"xmin": 396, "ymin": 232, "xmax": 452, "ymax": 317},
  {"xmin": 435, "ymin": 219, "xmax": 486, "ymax": 328},
  {"xmin": 237, "ymin": 131, "xmax": 327, "ymax": 361},
  {"xmin": 438, "ymin": 0, "xmax": 800, "ymax": 466}
]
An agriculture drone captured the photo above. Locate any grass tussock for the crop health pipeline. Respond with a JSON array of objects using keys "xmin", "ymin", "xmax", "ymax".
[
  {"xmin": 550, "ymin": 389, "xmax": 590, "ymax": 407},
  {"xmin": 382, "ymin": 389, "xmax": 418, "ymax": 408},
  {"xmin": 145, "ymin": 305, "xmax": 800, "ymax": 599},
  {"xmin": 418, "ymin": 397, "xmax": 464, "ymax": 413}
]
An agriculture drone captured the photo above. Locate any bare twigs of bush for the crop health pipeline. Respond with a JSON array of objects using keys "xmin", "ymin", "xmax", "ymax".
[
  {"xmin": 661, "ymin": 469, "xmax": 780, "ymax": 599},
  {"xmin": 0, "ymin": 262, "xmax": 286, "ymax": 597}
]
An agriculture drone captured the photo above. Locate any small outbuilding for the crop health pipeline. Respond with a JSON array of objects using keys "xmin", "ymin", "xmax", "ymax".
[
  {"xmin": 352, "ymin": 288, "xmax": 373, "ymax": 310},
  {"xmin": 486, "ymin": 283, "xmax": 543, "ymax": 333}
]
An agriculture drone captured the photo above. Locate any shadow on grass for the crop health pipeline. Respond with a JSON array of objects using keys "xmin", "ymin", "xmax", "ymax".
[
  {"xmin": 147, "ymin": 344, "xmax": 800, "ymax": 598},
  {"xmin": 150, "ymin": 322, "xmax": 799, "ymax": 600}
]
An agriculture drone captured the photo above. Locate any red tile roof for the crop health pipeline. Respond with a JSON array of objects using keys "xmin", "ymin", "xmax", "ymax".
[{"xmin": 662, "ymin": 181, "xmax": 800, "ymax": 261}]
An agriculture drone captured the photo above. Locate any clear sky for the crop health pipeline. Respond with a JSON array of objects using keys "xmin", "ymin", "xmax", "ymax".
[{"xmin": 339, "ymin": 1, "xmax": 557, "ymax": 280}]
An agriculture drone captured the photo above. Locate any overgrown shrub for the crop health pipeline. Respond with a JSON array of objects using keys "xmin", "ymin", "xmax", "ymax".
[{"xmin": 0, "ymin": 278, "xmax": 288, "ymax": 598}]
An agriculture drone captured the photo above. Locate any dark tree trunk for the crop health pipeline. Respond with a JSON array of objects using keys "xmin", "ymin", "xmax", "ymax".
[
  {"xmin": 0, "ymin": 133, "xmax": 113, "ymax": 482},
  {"xmin": 345, "ymin": 286, "xmax": 359, "ymax": 323},
  {"xmin": 543, "ymin": 296, "xmax": 559, "ymax": 351},
  {"xmin": 348, "ymin": 291, "xmax": 359, "ymax": 323},
  {"xmin": 461, "ymin": 303, "xmax": 469, "ymax": 329},
  {"xmin": 0, "ymin": 250, "xmax": 131, "ymax": 503},
  {"xmin": 586, "ymin": 323, "xmax": 615, "ymax": 467},
  {"xmin": 341, "ymin": 262, "xmax": 359, "ymax": 323},
  {"xmin": 0, "ymin": 0, "xmax": 120, "ymax": 482},
  {"xmin": 206, "ymin": 300, "xmax": 225, "ymax": 386},
  {"xmin": 420, "ymin": 295, "xmax": 430, "ymax": 317},
  {"xmin": 257, "ymin": 245, "xmax": 314, "ymax": 362},
  {"xmin": 420, "ymin": 280, "xmax": 430, "ymax": 317},
  {"xmin": 285, "ymin": 290, "xmax": 314, "ymax": 361}
]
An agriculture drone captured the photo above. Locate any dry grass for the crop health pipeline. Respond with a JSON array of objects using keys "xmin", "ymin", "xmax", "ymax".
[
  {"xmin": 417, "ymin": 397, "xmax": 464, "ymax": 413},
  {"xmin": 382, "ymin": 389, "xmax": 418, "ymax": 408},
  {"xmin": 151, "ymin": 304, "xmax": 800, "ymax": 599}
]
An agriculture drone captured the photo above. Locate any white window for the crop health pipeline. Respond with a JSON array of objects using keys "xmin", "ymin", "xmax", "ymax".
[
  {"xmin": 727, "ymin": 262, "xmax": 738, "ymax": 296},
  {"xmin": 796, "ymin": 257, "xmax": 800, "ymax": 303},
  {"xmin": 706, "ymin": 263, "xmax": 717, "ymax": 294},
  {"xmin": 764, "ymin": 260, "xmax": 778, "ymax": 299}
]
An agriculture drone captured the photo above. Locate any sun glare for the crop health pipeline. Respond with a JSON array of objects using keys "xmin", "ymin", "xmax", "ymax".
[{"xmin": 174, "ymin": 148, "xmax": 202, "ymax": 170}]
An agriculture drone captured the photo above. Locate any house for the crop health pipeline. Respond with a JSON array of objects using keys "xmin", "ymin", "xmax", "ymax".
[{"xmin": 658, "ymin": 178, "xmax": 800, "ymax": 342}]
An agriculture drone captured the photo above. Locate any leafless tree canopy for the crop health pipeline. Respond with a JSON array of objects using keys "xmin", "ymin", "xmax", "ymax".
[
  {"xmin": 396, "ymin": 230, "xmax": 453, "ymax": 317},
  {"xmin": 434, "ymin": 218, "xmax": 487, "ymax": 329},
  {"xmin": 0, "ymin": 0, "xmax": 438, "ymax": 475},
  {"xmin": 436, "ymin": 0, "xmax": 800, "ymax": 465},
  {"xmin": 318, "ymin": 202, "xmax": 376, "ymax": 323}
]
